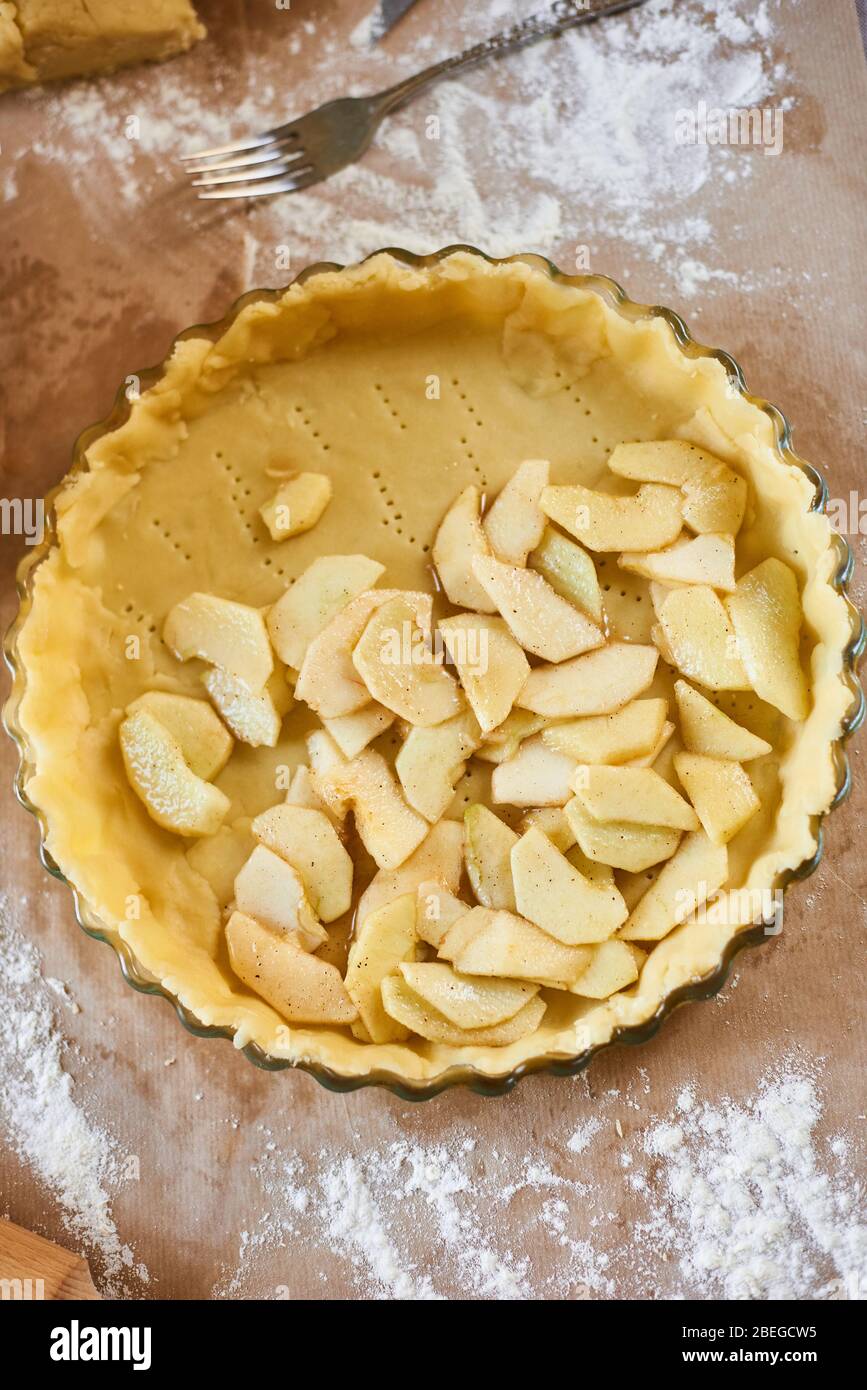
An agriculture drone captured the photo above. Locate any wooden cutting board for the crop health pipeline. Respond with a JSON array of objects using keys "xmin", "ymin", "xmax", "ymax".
[{"xmin": 0, "ymin": 1221, "xmax": 101, "ymax": 1300}]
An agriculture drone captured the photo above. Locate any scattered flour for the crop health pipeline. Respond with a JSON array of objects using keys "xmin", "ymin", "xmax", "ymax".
[
  {"xmin": 0, "ymin": 893, "xmax": 149, "ymax": 1296},
  {"xmin": 1, "ymin": 899, "xmax": 862, "ymax": 1303},
  {"xmin": 567, "ymin": 1116, "xmax": 602, "ymax": 1154},
  {"xmin": 320, "ymin": 1154, "xmax": 441, "ymax": 1300},
  {"xmin": 6, "ymin": 0, "xmax": 795, "ymax": 297},
  {"xmin": 215, "ymin": 1057, "xmax": 866, "ymax": 1302},
  {"xmin": 643, "ymin": 1070, "xmax": 867, "ymax": 1300}
]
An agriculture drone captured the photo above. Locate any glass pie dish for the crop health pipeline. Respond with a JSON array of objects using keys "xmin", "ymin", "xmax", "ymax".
[{"xmin": 4, "ymin": 245, "xmax": 864, "ymax": 1100}]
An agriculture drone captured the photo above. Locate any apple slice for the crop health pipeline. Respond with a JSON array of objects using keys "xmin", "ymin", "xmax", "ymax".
[
  {"xmin": 127, "ymin": 690, "xmax": 233, "ymax": 780},
  {"xmin": 619, "ymin": 831, "xmax": 728, "ymax": 941},
  {"xmin": 416, "ymin": 880, "xmax": 472, "ymax": 949},
  {"xmin": 491, "ymin": 735, "xmax": 575, "ymax": 807},
  {"xmin": 306, "ymin": 729, "xmax": 349, "ymax": 822},
  {"xmin": 266, "ymin": 554, "xmax": 385, "ymax": 669},
  {"xmin": 251, "ymin": 803, "xmax": 353, "ymax": 923},
  {"xmin": 616, "ymin": 864, "xmax": 663, "ymax": 913},
  {"xmin": 540, "ymin": 481, "xmax": 682, "ymax": 552},
  {"xmin": 608, "ymin": 440, "xmax": 724, "ymax": 485},
  {"xmin": 619, "ymin": 533, "xmax": 736, "ymax": 591},
  {"xmin": 657, "ymin": 586, "xmax": 750, "ymax": 690},
  {"xmin": 356, "ymin": 821, "xmax": 464, "ymax": 926},
  {"xmin": 569, "ymin": 940, "xmax": 645, "ymax": 998},
  {"xmin": 164, "ymin": 592, "xmax": 273, "ymax": 692},
  {"xmin": 673, "ymin": 753, "xmax": 760, "ymax": 845},
  {"xmin": 432, "ymin": 485, "xmax": 496, "ymax": 612},
  {"xmin": 472, "ymin": 555, "xmax": 604, "ymax": 663},
  {"xmin": 564, "ymin": 797, "xmax": 681, "ymax": 872},
  {"xmin": 441, "ymin": 907, "xmax": 592, "ymax": 985},
  {"xmin": 674, "ymin": 679, "xmax": 772, "ymax": 760},
  {"xmin": 119, "ymin": 709, "xmax": 231, "ymax": 838},
  {"xmin": 260, "ymin": 472, "xmax": 332, "ymax": 541},
  {"xmin": 352, "ymin": 595, "xmax": 462, "ymax": 727},
  {"xmin": 518, "ymin": 643, "xmax": 658, "ymax": 718},
  {"xmin": 519, "ymin": 807, "xmax": 577, "ymax": 853},
  {"xmin": 566, "ymin": 843, "xmax": 615, "ymax": 887},
  {"xmin": 202, "ymin": 666, "xmax": 292, "ymax": 748},
  {"xmin": 381, "ymin": 975, "xmax": 546, "ymax": 1047},
  {"xmin": 682, "ymin": 464, "xmax": 748, "ymax": 536},
  {"xmin": 475, "ymin": 710, "xmax": 548, "ymax": 763},
  {"xmin": 571, "ymin": 764, "xmax": 699, "ymax": 832},
  {"xmin": 445, "ymin": 761, "xmax": 492, "ymax": 819},
  {"xmin": 542, "ymin": 698, "xmax": 668, "ymax": 765},
  {"xmin": 725, "ymin": 558, "xmax": 809, "ymax": 721},
  {"xmin": 529, "ymin": 528, "xmax": 603, "ymax": 623},
  {"xmin": 464, "ymin": 804, "xmax": 518, "ymax": 911},
  {"xmin": 607, "ymin": 441, "xmax": 747, "ymax": 535},
  {"xmin": 284, "ymin": 763, "xmax": 339, "ymax": 827},
  {"xmin": 234, "ymin": 844, "xmax": 327, "ymax": 950},
  {"xmin": 511, "ymin": 827, "xmax": 627, "ymax": 944},
  {"xmin": 296, "ymin": 588, "xmax": 432, "ymax": 718},
  {"xmin": 651, "ymin": 622, "xmax": 676, "ymax": 666},
  {"xmin": 399, "ymin": 961, "xmax": 538, "ymax": 1029},
  {"xmin": 323, "ymin": 704, "xmax": 395, "ymax": 758},
  {"xmin": 650, "ymin": 581, "xmax": 672, "ymax": 620},
  {"xmin": 438, "ymin": 613, "xmax": 530, "ymax": 735},
  {"xmin": 482, "ymin": 459, "xmax": 550, "ymax": 565},
  {"xmin": 226, "ymin": 911, "xmax": 356, "ymax": 1025},
  {"xmin": 344, "ymin": 893, "xmax": 418, "ymax": 1044},
  {"xmin": 323, "ymin": 748, "xmax": 429, "ymax": 870},
  {"xmin": 626, "ymin": 720, "xmax": 675, "ymax": 768},
  {"xmin": 395, "ymin": 712, "xmax": 481, "ymax": 822}
]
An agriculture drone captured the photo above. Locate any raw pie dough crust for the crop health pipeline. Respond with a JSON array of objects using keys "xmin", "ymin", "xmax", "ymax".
[
  {"xmin": 14, "ymin": 252, "xmax": 856, "ymax": 1085},
  {"xmin": 0, "ymin": 0, "xmax": 204, "ymax": 92}
]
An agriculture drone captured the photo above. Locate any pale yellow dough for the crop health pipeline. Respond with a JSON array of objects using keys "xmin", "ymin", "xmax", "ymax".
[
  {"xmin": 0, "ymin": 0, "xmax": 204, "ymax": 92},
  {"xmin": 14, "ymin": 252, "xmax": 855, "ymax": 1086}
]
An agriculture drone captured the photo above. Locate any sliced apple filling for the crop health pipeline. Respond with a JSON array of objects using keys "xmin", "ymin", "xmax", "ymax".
[
  {"xmin": 619, "ymin": 533, "xmax": 736, "ymax": 591},
  {"xmin": 607, "ymin": 440, "xmax": 748, "ymax": 536},
  {"xmin": 120, "ymin": 707, "xmax": 231, "ymax": 838},
  {"xmin": 266, "ymin": 554, "xmax": 385, "ymax": 670},
  {"xmin": 380, "ymin": 975, "xmax": 547, "ymax": 1048},
  {"xmin": 438, "ymin": 614, "xmax": 530, "ymax": 735},
  {"xmin": 129, "ymin": 443, "xmax": 810, "ymax": 1050},
  {"xmin": 482, "ymin": 458, "xmax": 550, "ymax": 566},
  {"xmin": 202, "ymin": 666, "xmax": 292, "ymax": 749},
  {"xmin": 542, "ymin": 699, "xmax": 668, "ymax": 765},
  {"xmin": 528, "ymin": 527, "xmax": 603, "ymax": 623},
  {"xmin": 126, "ymin": 690, "xmax": 233, "ymax": 780},
  {"xmin": 472, "ymin": 555, "xmax": 603, "ymax": 662},
  {"xmin": 259, "ymin": 471, "xmax": 332, "ymax": 542},
  {"xmin": 226, "ymin": 911, "xmax": 357, "ymax": 1027},
  {"xmin": 540, "ymin": 480, "xmax": 683, "ymax": 552},
  {"xmin": 490, "ymin": 736, "xmax": 576, "ymax": 807}
]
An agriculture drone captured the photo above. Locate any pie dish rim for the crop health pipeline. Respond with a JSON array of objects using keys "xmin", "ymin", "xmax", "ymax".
[{"xmin": 4, "ymin": 242, "xmax": 864, "ymax": 1100}]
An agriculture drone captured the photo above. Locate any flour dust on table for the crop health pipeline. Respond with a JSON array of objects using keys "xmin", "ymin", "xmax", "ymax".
[
  {"xmin": 214, "ymin": 1055, "xmax": 866, "ymax": 1302},
  {"xmin": 0, "ymin": 894, "xmax": 150, "ymax": 1297},
  {"xmin": 5, "ymin": 0, "xmax": 792, "ymax": 298}
]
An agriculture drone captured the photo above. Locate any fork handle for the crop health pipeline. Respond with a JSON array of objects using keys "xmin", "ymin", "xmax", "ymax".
[{"xmin": 376, "ymin": 0, "xmax": 646, "ymax": 114}]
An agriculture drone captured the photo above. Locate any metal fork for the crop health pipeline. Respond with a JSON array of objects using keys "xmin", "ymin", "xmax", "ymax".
[{"xmin": 182, "ymin": 0, "xmax": 648, "ymax": 201}]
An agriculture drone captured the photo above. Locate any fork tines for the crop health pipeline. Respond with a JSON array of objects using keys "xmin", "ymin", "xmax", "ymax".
[{"xmin": 181, "ymin": 128, "xmax": 315, "ymax": 200}]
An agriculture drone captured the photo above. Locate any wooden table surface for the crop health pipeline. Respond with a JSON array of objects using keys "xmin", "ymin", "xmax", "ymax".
[{"xmin": 0, "ymin": 0, "xmax": 865, "ymax": 1301}]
